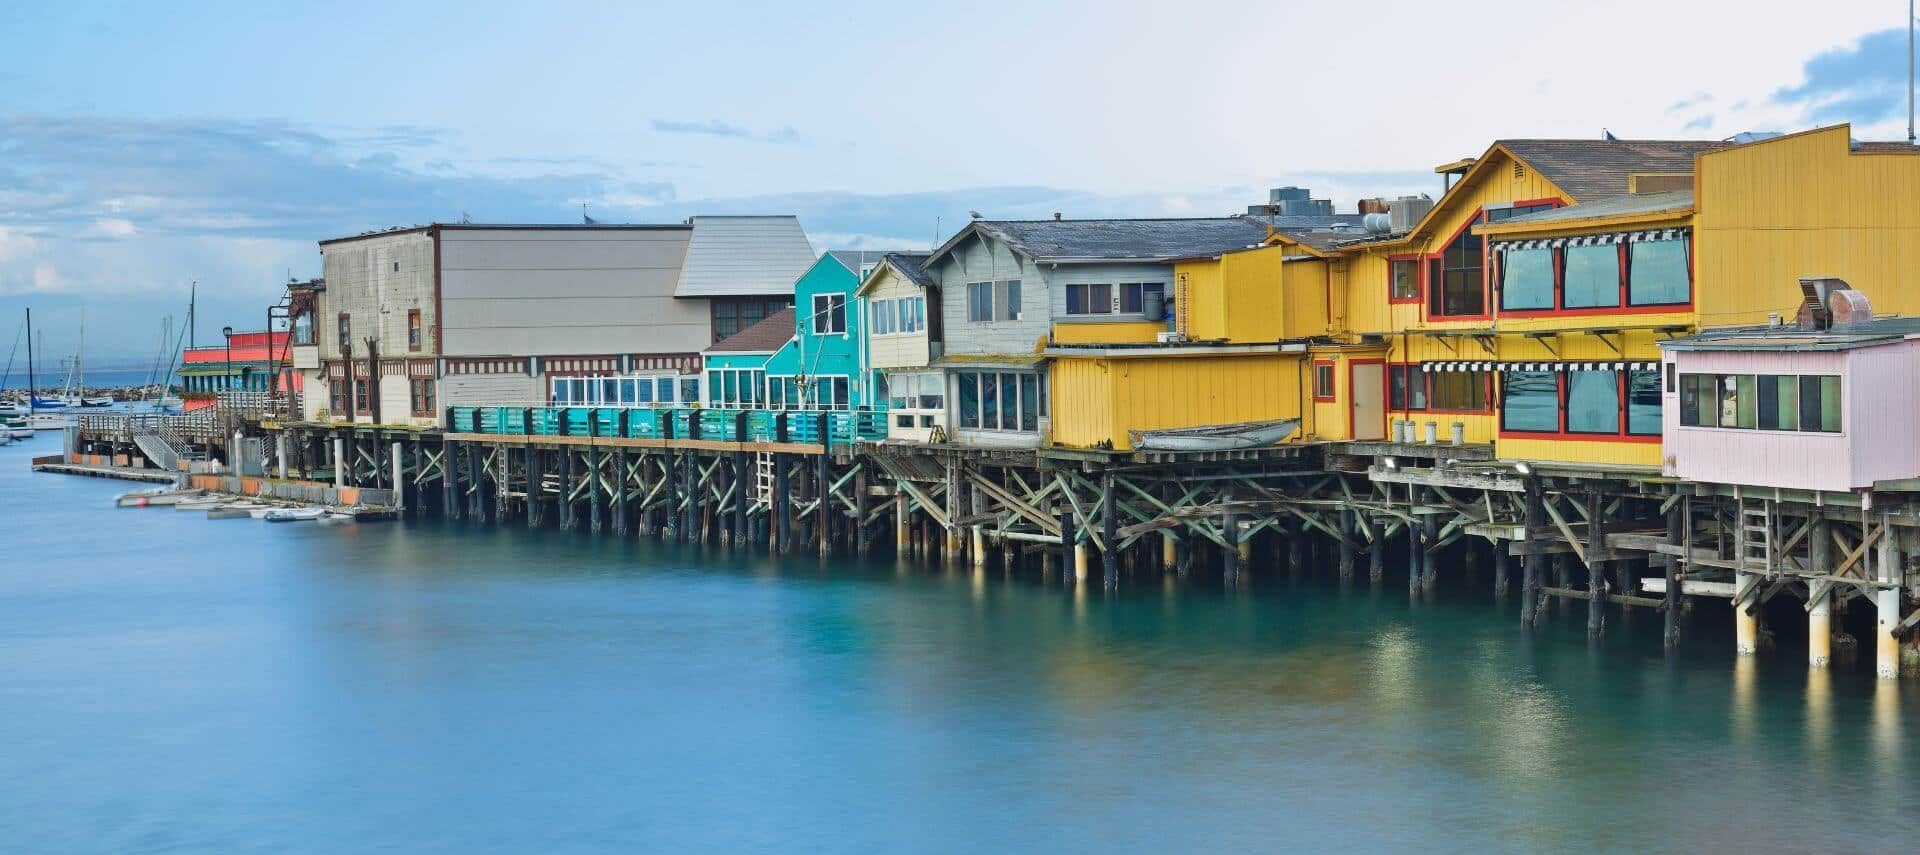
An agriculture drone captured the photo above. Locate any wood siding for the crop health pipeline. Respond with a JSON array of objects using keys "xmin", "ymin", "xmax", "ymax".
[{"xmin": 1050, "ymin": 354, "xmax": 1305, "ymax": 451}]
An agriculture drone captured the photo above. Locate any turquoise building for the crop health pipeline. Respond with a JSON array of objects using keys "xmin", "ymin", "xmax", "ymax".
[{"xmin": 704, "ymin": 250, "xmax": 896, "ymax": 409}]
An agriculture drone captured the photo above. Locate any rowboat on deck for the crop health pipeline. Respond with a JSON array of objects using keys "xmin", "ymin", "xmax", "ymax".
[{"xmin": 1129, "ymin": 417, "xmax": 1301, "ymax": 452}]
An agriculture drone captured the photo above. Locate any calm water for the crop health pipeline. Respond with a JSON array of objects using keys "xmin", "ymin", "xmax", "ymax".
[{"xmin": 2, "ymin": 431, "xmax": 1916, "ymax": 853}]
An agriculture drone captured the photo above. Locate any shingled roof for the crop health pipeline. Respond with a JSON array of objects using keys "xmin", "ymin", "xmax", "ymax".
[
  {"xmin": 1498, "ymin": 139, "xmax": 1728, "ymax": 202},
  {"xmin": 879, "ymin": 252, "xmax": 934, "ymax": 288},
  {"xmin": 706, "ymin": 307, "xmax": 795, "ymax": 353},
  {"xmin": 933, "ymin": 216, "xmax": 1269, "ymax": 264}
]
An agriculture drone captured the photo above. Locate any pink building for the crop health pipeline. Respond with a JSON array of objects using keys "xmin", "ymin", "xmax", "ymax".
[{"xmin": 1661, "ymin": 314, "xmax": 1920, "ymax": 493}]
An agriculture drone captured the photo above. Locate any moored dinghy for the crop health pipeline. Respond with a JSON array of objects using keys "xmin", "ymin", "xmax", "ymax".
[
  {"xmin": 1130, "ymin": 417, "xmax": 1301, "ymax": 452},
  {"xmin": 262, "ymin": 507, "xmax": 328, "ymax": 522}
]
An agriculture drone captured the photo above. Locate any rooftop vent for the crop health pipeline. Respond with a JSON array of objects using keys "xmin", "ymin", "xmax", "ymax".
[
  {"xmin": 1387, "ymin": 195, "xmax": 1434, "ymax": 233},
  {"xmin": 1795, "ymin": 277, "xmax": 1870, "ymax": 331}
]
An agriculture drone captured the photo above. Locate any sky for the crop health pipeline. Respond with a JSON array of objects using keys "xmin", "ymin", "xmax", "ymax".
[{"xmin": 0, "ymin": 0, "xmax": 1914, "ymax": 364}]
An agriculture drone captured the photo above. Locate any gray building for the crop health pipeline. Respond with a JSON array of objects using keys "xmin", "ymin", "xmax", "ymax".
[
  {"xmin": 298, "ymin": 216, "xmax": 816, "ymax": 425},
  {"xmin": 918, "ymin": 215, "xmax": 1355, "ymax": 447}
]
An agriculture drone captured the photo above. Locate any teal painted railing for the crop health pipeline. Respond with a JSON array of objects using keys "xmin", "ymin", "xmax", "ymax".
[{"xmin": 443, "ymin": 406, "xmax": 890, "ymax": 448}]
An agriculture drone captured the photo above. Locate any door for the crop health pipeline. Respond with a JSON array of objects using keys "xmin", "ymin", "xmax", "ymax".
[{"xmin": 1350, "ymin": 362, "xmax": 1385, "ymax": 440}]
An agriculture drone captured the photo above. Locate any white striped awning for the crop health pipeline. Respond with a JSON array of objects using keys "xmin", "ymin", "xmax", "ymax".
[
  {"xmin": 1417, "ymin": 361, "xmax": 1658, "ymax": 373},
  {"xmin": 1494, "ymin": 228, "xmax": 1689, "ymax": 253}
]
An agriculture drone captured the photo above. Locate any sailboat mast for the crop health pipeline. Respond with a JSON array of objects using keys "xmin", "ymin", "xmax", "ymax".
[{"xmin": 24, "ymin": 308, "xmax": 34, "ymax": 402}]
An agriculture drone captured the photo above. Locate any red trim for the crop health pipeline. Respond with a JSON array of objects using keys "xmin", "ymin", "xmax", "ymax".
[
  {"xmin": 1496, "ymin": 367, "xmax": 1663, "ymax": 443},
  {"xmin": 1386, "ymin": 254, "xmax": 1422, "ymax": 305},
  {"xmin": 1389, "ymin": 362, "xmax": 1495, "ymax": 414},
  {"xmin": 1428, "ymin": 198, "xmax": 1565, "ymax": 322},
  {"xmin": 1492, "ymin": 232, "xmax": 1694, "ymax": 318},
  {"xmin": 1311, "ymin": 360, "xmax": 1337, "ymax": 401},
  {"xmin": 406, "ymin": 309, "xmax": 422, "ymax": 352}
]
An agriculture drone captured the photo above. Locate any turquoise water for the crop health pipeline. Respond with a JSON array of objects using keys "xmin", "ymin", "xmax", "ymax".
[{"xmin": 2, "ymin": 431, "xmax": 1915, "ymax": 852}]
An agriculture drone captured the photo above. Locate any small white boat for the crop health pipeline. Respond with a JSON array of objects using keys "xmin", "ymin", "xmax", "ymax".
[
  {"xmin": 207, "ymin": 503, "xmax": 266, "ymax": 520},
  {"xmin": 174, "ymin": 498, "xmax": 227, "ymax": 511},
  {"xmin": 1130, "ymin": 417, "xmax": 1301, "ymax": 452},
  {"xmin": 262, "ymin": 507, "xmax": 328, "ymax": 522},
  {"xmin": 118, "ymin": 489, "xmax": 205, "ymax": 508},
  {"xmin": 316, "ymin": 512, "xmax": 357, "ymax": 525}
]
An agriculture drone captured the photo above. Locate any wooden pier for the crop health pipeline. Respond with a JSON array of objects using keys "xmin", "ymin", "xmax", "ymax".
[{"xmin": 54, "ymin": 409, "xmax": 1920, "ymax": 681}]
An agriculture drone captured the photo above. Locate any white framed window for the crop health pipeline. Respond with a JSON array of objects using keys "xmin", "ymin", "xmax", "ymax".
[
  {"xmin": 871, "ymin": 296, "xmax": 926, "ymax": 336},
  {"xmin": 1066, "ymin": 283, "xmax": 1114, "ymax": 315},
  {"xmin": 812, "ymin": 293, "xmax": 847, "ymax": 335},
  {"xmin": 954, "ymin": 370, "xmax": 1045, "ymax": 432},
  {"xmin": 967, "ymin": 280, "xmax": 1020, "ymax": 323}
]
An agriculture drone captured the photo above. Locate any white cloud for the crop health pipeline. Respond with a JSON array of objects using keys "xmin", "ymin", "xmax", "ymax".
[{"xmin": 85, "ymin": 217, "xmax": 137, "ymax": 238}]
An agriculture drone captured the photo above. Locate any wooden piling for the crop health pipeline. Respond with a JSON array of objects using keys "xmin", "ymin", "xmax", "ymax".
[
  {"xmin": 1521, "ymin": 477, "xmax": 1543, "ymax": 629},
  {"xmin": 1587, "ymin": 489, "xmax": 1605, "ymax": 639}
]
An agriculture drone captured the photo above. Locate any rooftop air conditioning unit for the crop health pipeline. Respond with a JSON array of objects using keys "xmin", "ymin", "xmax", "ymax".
[
  {"xmin": 1156, "ymin": 331, "xmax": 1187, "ymax": 344},
  {"xmin": 1388, "ymin": 195, "xmax": 1435, "ymax": 232}
]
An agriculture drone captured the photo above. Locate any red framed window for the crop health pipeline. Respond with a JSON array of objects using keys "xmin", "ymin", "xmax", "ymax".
[
  {"xmin": 1312, "ymin": 361, "xmax": 1336, "ymax": 401},
  {"xmin": 1427, "ymin": 200, "xmax": 1558, "ymax": 320},
  {"xmin": 328, "ymin": 378, "xmax": 345, "ymax": 412},
  {"xmin": 337, "ymin": 313, "xmax": 351, "ymax": 350},
  {"xmin": 1495, "ymin": 234, "xmax": 1692, "ymax": 317},
  {"xmin": 409, "ymin": 378, "xmax": 435, "ymax": 416},
  {"xmin": 1390, "ymin": 364, "xmax": 1492, "ymax": 413},
  {"xmin": 1499, "ymin": 366, "xmax": 1662, "ymax": 442},
  {"xmin": 407, "ymin": 309, "xmax": 422, "ymax": 351},
  {"xmin": 1387, "ymin": 256, "xmax": 1421, "ymax": 304}
]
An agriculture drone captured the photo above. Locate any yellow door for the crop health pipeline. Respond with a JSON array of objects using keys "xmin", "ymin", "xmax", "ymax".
[{"xmin": 1350, "ymin": 362, "xmax": 1385, "ymax": 440}]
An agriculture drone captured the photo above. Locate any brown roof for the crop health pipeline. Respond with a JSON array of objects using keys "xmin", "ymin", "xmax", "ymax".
[
  {"xmin": 707, "ymin": 307, "xmax": 795, "ymax": 353},
  {"xmin": 1498, "ymin": 139, "xmax": 1728, "ymax": 201}
]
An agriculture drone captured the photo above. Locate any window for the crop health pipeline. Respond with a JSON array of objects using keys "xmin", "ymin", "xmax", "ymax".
[
  {"xmin": 1389, "ymin": 259, "xmax": 1420, "ymax": 302},
  {"xmin": 871, "ymin": 301, "xmax": 894, "ymax": 335},
  {"xmin": 958, "ymin": 373, "xmax": 980, "ymax": 428},
  {"xmin": 1757, "ymin": 375, "xmax": 1798, "ymax": 431},
  {"xmin": 680, "ymin": 377, "xmax": 701, "ymax": 404},
  {"xmin": 337, "ymin": 314, "xmax": 351, "ymax": 350},
  {"xmin": 1313, "ymin": 362, "xmax": 1336, "ymax": 401},
  {"xmin": 1388, "ymin": 365, "xmax": 1428, "ymax": 411},
  {"xmin": 1500, "ymin": 371, "xmax": 1560, "ymax": 432},
  {"xmin": 410, "ymin": 378, "xmax": 435, "ymax": 416},
  {"xmin": 1562, "ymin": 245, "xmax": 1621, "ymax": 309},
  {"xmin": 968, "ymin": 280, "xmax": 1020, "ymax": 322},
  {"xmin": 1120, "ymin": 283, "xmax": 1164, "ymax": 314},
  {"xmin": 953, "ymin": 370, "xmax": 1044, "ymax": 431},
  {"xmin": 967, "ymin": 282, "xmax": 993, "ymax": 322},
  {"xmin": 1679, "ymin": 373, "xmax": 1839, "ymax": 433},
  {"xmin": 392, "ymin": 261, "xmax": 400, "ymax": 273},
  {"xmin": 353, "ymin": 378, "xmax": 370, "ymax": 412},
  {"xmin": 1429, "ymin": 371, "xmax": 1489, "ymax": 411},
  {"xmin": 1566, "ymin": 370, "xmax": 1620, "ymax": 434},
  {"xmin": 1629, "ymin": 238, "xmax": 1690, "ymax": 306},
  {"xmin": 1499, "ymin": 248, "xmax": 1555, "ymax": 310},
  {"xmin": 1432, "ymin": 219, "xmax": 1485, "ymax": 317},
  {"xmin": 711, "ymin": 298, "xmax": 790, "ymax": 343},
  {"xmin": 1627, "ymin": 369, "xmax": 1661, "ymax": 435},
  {"xmin": 407, "ymin": 310, "xmax": 422, "ymax": 351},
  {"xmin": 1066, "ymin": 283, "xmax": 1113, "ymax": 315},
  {"xmin": 870, "ymin": 297, "xmax": 925, "ymax": 335},
  {"xmin": 329, "ymin": 378, "xmax": 345, "ymax": 413},
  {"xmin": 812, "ymin": 294, "xmax": 846, "ymax": 334}
]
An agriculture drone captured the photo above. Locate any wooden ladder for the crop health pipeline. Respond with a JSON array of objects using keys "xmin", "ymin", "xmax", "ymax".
[
  {"xmin": 755, "ymin": 452, "xmax": 776, "ymax": 506},
  {"xmin": 1738, "ymin": 497, "xmax": 1774, "ymax": 576}
]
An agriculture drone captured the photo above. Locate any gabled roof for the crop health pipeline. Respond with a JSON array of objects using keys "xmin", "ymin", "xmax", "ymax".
[
  {"xmin": 1496, "ymin": 139, "xmax": 1726, "ymax": 202},
  {"xmin": 926, "ymin": 216, "xmax": 1287, "ymax": 266},
  {"xmin": 674, "ymin": 216, "xmax": 817, "ymax": 298},
  {"xmin": 1663, "ymin": 316, "xmax": 1920, "ymax": 352},
  {"xmin": 705, "ymin": 307, "xmax": 796, "ymax": 353},
  {"xmin": 824, "ymin": 249, "xmax": 909, "ymax": 275},
  {"xmin": 856, "ymin": 252, "xmax": 935, "ymax": 296}
]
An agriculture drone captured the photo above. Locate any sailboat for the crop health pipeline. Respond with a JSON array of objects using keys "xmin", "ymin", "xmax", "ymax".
[
  {"xmin": 23, "ymin": 311, "xmax": 67, "ymax": 412},
  {"xmin": 63, "ymin": 311, "xmax": 113, "ymax": 408}
]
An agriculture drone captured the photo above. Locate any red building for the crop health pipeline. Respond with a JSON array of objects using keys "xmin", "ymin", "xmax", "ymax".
[{"xmin": 181, "ymin": 331, "xmax": 301, "ymax": 394}]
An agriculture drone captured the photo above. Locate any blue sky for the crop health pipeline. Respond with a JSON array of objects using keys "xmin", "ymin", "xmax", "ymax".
[{"xmin": 0, "ymin": 0, "xmax": 1913, "ymax": 363}]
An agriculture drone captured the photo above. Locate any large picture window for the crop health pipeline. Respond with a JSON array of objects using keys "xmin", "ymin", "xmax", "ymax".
[
  {"xmin": 1565, "ymin": 370, "xmax": 1620, "ymax": 434},
  {"xmin": 1679, "ymin": 372, "xmax": 1840, "ymax": 433},
  {"xmin": 811, "ymin": 294, "xmax": 846, "ymax": 334},
  {"xmin": 1561, "ymin": 245, "xmax": 1621, "ymax": 309},
  {"xmin": 1432, "ymin": 219, "xmax": 1486, "ymax": 317},
  {"xmin": 953, "ymin": 370, "xmax": 1045, "ymax": 432},
  {"xmin": 1628, "ymin": 239, "xmax": 1690, "ymax": 306},
  {"xmin": 1500, "ymin": 371, "xmax": 1560, "ymax": 432},
  {"xmin": 1499, "ymin": 248, "xmax": 1555, "ymax": 310},
  {"xmin": 1389, "ymin": 366, "xmax": 1489, "ymax": 412}
]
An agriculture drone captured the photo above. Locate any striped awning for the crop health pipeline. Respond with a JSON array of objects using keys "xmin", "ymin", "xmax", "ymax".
[
  {"xmin": 1495, "ymin": 228, "xmax": 1689, "ymax": 253},
  {"xmin": 1420, "ymin": 361, "xmax": 1658, "ymax": 373}
]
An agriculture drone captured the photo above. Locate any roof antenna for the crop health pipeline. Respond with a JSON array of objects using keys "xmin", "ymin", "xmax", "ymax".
[
  {"xmin": 931, "ymin": 216, "xmax": 940, "ymax": 251},
  {"xmin": 1908, "ymin": 0, "xmax": 1915, "ymax": 145}
]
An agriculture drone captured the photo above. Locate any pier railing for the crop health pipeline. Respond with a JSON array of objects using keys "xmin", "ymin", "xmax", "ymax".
[{"xmin": 445, "ymin": 405, "xmax": 890, "ymax": 449}]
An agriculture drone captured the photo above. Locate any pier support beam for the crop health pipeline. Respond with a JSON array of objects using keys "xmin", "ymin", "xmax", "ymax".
[
  {"xmin": 332, "ymin": 436, "xmax": 345, "ymax": 489},
  {"xmin": 1493, "ymin": 540, "xmax": 1510, "ymax": 599},
  {"xmin": 1876, "ymin": 517, "xmax": 1901, "ymax": 679},
  {"xmin": 1337, "ymin": 510, "xmax": 1356, "ymax": 584},
  {"xmin": 1222, "ymin": 487, "xmax": 1241, "ymax": 587},
  {"xmin": 1733, "ymin": 570, "xmax": 1761, "ymax": 656},
  {"xmin": 1421, "ymin": 513, "xmax": 1439, "ymax": 592},
  {"xmin": 391, "ymin": 442, "xmax": 404, "ymax": 511},
  {"xmin": 1809, "ymin": 516, "xmax": 1832, "ymax": 668},
  {"xmin": 1587, "ymin": 490, "xmax": 1605, "ymax": 640},
  {"xmin": 613, "ymin": 449, "xmax": 630, "ymax": 537},
  {"xmin": 1521, "ymin": 477, "xmax": 1544, "ymax": 629},
  {"xmin": 1664, "ymin": 498, "xmax": 1683, "ymax": 650},
  {"xmin": 1100, "ymin": 472, "xmax": 1118, "ymax": 589},
  {"xmin": 1368, "ymin": 514, "xmax": 1385, "ymax": 584}
]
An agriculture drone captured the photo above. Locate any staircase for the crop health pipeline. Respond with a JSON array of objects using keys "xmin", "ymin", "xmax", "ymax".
[{"xmin": 131, "ymin": 428, "xmax": 182, "ymax": 472}]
